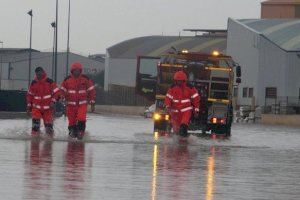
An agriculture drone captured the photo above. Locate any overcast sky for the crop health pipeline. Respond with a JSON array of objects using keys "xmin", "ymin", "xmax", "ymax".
[{"xmin": 1, "ymin": 0, "xmax": 264, "ymax": 55}]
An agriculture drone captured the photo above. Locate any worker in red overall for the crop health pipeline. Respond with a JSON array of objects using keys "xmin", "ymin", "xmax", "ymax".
[
  {"xmin": 61, "ymin": 62, "xmax": 96, "ymax": 139},
  {"xmin": 164, "ymin": 71, "xmax": 200, "ymax": 137},
  {"xmin": 27, "ymin": 67, "xmax": 61, "ymax": 136}
]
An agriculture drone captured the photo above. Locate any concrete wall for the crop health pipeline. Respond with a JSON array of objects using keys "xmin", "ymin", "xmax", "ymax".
[
  {"xmin": 261, "ymin": 114, "xmax": 300, "ymax": 126},
  {"xmin": 104, "ymin": 55, "xmax": 137, "ymax": 91},
  {"xmin": 1, "ymin": 80, "xmax": 28, "ymax": 90},
  {"xmin": 227, "ymin": 18, "xmax": 260, "ymax": 106}
]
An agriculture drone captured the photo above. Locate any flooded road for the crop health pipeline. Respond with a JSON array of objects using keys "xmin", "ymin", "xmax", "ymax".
[{"xmin": 0, "ymin": 114, "xmax": 299, "ymax": 200}]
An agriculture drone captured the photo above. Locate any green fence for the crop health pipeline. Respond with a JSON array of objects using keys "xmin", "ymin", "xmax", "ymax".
[{"xmin": 0, "ymin": 90, "xmax": 27, "ymax": 112}]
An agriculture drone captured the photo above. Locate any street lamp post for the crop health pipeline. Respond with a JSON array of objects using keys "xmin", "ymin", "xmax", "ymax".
[
  {"xmin": 66, "ymin": 0, "xmax": 71, "ymax": 76},
  {"xmin": 27, "ymin": 9, "xmax": 33, "ymax": 87},
  {"xmin": 51, "ymin": 22, "xmax": 56, "ymax": 79},
  {"xmin": 0, "ymin": 41, "xmax": 3, "ymax": 90},
  {"xmin": 54, "ymin": 0, "xmax": 58, "ymax": 82}
]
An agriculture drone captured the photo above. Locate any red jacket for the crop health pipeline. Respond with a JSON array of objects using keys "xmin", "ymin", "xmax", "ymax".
[
  {"xmin": 27, "ymin": 73, "xmax": 60, "ymax": 110},
  {"xmin": 164, "ymin": 83, "xmax": 200, "ymax": 113},
  {"xmin": 61, "ymin": 74, "xmax": 96, "ymax": 106}
]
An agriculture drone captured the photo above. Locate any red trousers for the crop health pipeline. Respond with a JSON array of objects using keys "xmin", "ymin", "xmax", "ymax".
[
  {"xmin": 31, "ymin": 108, "xmax": 53, "ymax": 124},
  {"xmin": 66, "ymin": 105, "xmax": 87, "ymax": 126},
  {"xmin": 170, "ymin": 111, "xmax": 192, "ymax": 132}
]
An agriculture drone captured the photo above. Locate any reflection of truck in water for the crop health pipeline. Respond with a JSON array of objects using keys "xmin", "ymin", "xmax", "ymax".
[{"xmin": 136, "ymin": 50, "xmax": 241, "ymax": 136}]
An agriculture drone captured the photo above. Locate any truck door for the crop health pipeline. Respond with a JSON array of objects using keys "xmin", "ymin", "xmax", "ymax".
[{"xmin": 136, "ymin": 56, "xmax": 160, "ymax": 102}]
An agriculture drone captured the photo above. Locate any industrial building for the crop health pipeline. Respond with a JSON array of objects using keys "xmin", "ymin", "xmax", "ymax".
[
  {"xmin": 0, "ymin": 49, "xmax": 104, "ymax": 90},
  {"xmin": 104, "ymin": 35, "xmax": 227, "ymax": 91},
  {"xmin": 261, "ymin": 0, "xmax": 300, "ymax": 19},
  {"xmin": 227, "ymin": 18, "xmax": 300, "ymax": 112}
]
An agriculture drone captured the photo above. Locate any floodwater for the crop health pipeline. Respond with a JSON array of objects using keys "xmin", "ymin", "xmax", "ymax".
[{"xmin": 0, "ymin": 114, "xmax": 300, "ymax": 200}]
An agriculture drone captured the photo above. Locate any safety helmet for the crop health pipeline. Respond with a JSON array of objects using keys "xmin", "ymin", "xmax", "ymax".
[
  {"xmin": 71, "ymin": 62, "xmax": 83, "ymax": 73},
  {"xmin": 173, "ymin": 71, "xmax": 187, "ymax": 81}
]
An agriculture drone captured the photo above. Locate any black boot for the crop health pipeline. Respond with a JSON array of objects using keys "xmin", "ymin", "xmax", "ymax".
[
  {"xmin": 68, "ymin": 125, "xmax": 78, "ymax": 138},
  {"xmin": 31, "ymin": 119, "xmax": 41, "ymax": 136},
  {"xmin": 77, "ymin": 121, "xmax": 86, "ymax": 140},
  {"xmin": 179, "ymin": 124, "xmax": 188, "ymax": 137},
  {"xmin": 45, "ymin": 123, "xmax": 54, "ymax": 136}
]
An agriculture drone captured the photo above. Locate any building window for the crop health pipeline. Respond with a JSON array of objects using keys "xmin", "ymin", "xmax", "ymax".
[
  {"xmin": 265, "ymin": 87, "xmax": 277, "ymax": 98},
  {"xmin": 243, "ymin": 87, "xmax": 248, "ymax": 98},
  {"xmin": 248, "ymin": 88, "xmax": 254, "ymax": 98},
  {"xmin": 233, "ymin": 87, "xmax": 238, "ymax": 97}
]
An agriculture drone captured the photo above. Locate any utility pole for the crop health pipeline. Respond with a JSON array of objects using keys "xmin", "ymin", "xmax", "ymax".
[
  {"xmin": 27, "ymin": 9, "xmax": 33, "ymax": 87},
  {"xmin": 66, "ymin": 0, "xmax": 71, "ymax": 77},
  {"xmin": 54, "ymin": 0, "xmax": 58, "ymax": 82},
  {"xmin": 51, "ymin": 22, "xmax": 56, "ymax": 79},
  {"xmin": 0, "ymin": 41, "xmax": 3, "ymax": 90}
]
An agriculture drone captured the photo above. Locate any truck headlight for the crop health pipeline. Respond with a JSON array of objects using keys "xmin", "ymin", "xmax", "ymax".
[
  {"xmin": 165, "ymin": 114, "xmax": 170, "ymax": 121},
  {"xmin": 212, "ymin": 117, "xmax": 217, "ymax": 124},
  {"xmin": 153, "ymin": 113, "xmax": 161, "ymax": 121}
]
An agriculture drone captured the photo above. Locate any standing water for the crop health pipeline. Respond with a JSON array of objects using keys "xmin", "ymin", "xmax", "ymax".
[{"xmin": 0, "ymin": 114, "xmax": 299, "ymax": 200}]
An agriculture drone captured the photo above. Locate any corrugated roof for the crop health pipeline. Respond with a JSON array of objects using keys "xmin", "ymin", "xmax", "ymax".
[
  {"xmin": 0, "ymin": 48, "xmax": 39, "ymax": 54},
  {"xmin": 237, "ymin": 19, "xmax": 300, "ymax": 51},
  {"xmin": 107, "ymin": 35, "xmax": 227, "ymax": 58}
]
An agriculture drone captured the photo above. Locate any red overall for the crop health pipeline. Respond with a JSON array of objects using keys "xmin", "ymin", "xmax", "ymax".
[
  {"xmin": 61, "ymin": 64, "xmax": 96, "ymax": 129},
  {"xmin": 164, "ymin": 71, "xmax": 200, "ymax": 132},
  {"xmin": 27, "ymin": 72, "xmax": 60, "ymax": 130}
]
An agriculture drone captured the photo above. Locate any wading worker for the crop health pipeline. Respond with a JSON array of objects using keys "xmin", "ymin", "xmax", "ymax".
[
  {"xmin": 26, "ymin": 67, "xmax": 61, "ymax": 136},
  {"xmin": 164, "ymin": 71, "xmax": 200, "ymax": 137},
  {"xmin": 61, "ymin": 62, "xmax": 96, "ymax": 139}
]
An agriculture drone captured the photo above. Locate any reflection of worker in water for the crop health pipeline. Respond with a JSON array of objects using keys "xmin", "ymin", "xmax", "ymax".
[
  {"xmin": 25, "ymin": 140, "xmax": 53, "ymax": 199},
  {"xmin": 64, "ymin": 142, "xmax": 86, "ymax": 199},
  {"xmin": 151, "ymin": 144, "xmax": 194, "ymax": 200}
]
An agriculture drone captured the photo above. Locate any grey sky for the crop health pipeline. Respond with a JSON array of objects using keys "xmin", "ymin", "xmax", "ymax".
[{"xmin": 1, "ymin": 0, "xmax": 264, "ymax": 55}]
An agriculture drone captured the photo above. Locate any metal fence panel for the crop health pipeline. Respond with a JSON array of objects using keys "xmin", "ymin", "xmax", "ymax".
[
  {"xmin": 96, "ymin": 85, "xmax": 151, "ymax": 106},
  {"xmin": 263, "ymin": 96, "xmax": 300, "ymax": 114}
]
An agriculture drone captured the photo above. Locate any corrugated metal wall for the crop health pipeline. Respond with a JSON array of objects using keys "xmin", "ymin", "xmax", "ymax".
[
  {"xmin": 228, "ymin": 18, "xmax": 300, "ymax": 108},
  {"xmin": 227, "ymin": 18, "xmax": 260, "ymax": 106},
  {"xmin": 104, "ymin": 57, "xmax": 137, "ymax": 90}
]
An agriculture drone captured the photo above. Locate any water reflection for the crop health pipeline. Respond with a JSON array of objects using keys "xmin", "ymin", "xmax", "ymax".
[
  {"xmin": 151, "ymin": 144, "xmax": 158, "ymax": 200},
  {"xmin": 151, "ymin": 142, "xmax": 219, "ymax": 200},
  {"xmin": 24, "ymin": 140, "xmax": 53, "ymax": 199},
  {"xmin": 151, "ymin": 143, "xmax": 195, "ymax": 200},
  {"xmin": 206, "ymin": 147, "xmax": 215, "ymax": 200},
  {"xmin": 63, "ymin": 141, "xmax": 86, "ymax": 200}
]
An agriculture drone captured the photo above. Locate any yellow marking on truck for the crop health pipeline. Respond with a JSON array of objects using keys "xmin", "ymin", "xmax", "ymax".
[
  {"xmin": 205, "ymin": 66, "xmax": 231, "ymax": 72},
  {"xmin": 142, "ymin": 87, "xmax": 154, "ymax": 93},
  {"xmin": 156, "ymin": 95, "xmax": 165, "ymax": 99},
  {"xmin": 159, "ymin": 63, "xmax": 184, "ymax": 68},
  {"xmin": 208, "ymin": 98, "xmax": 230, "ymax": 104}
]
